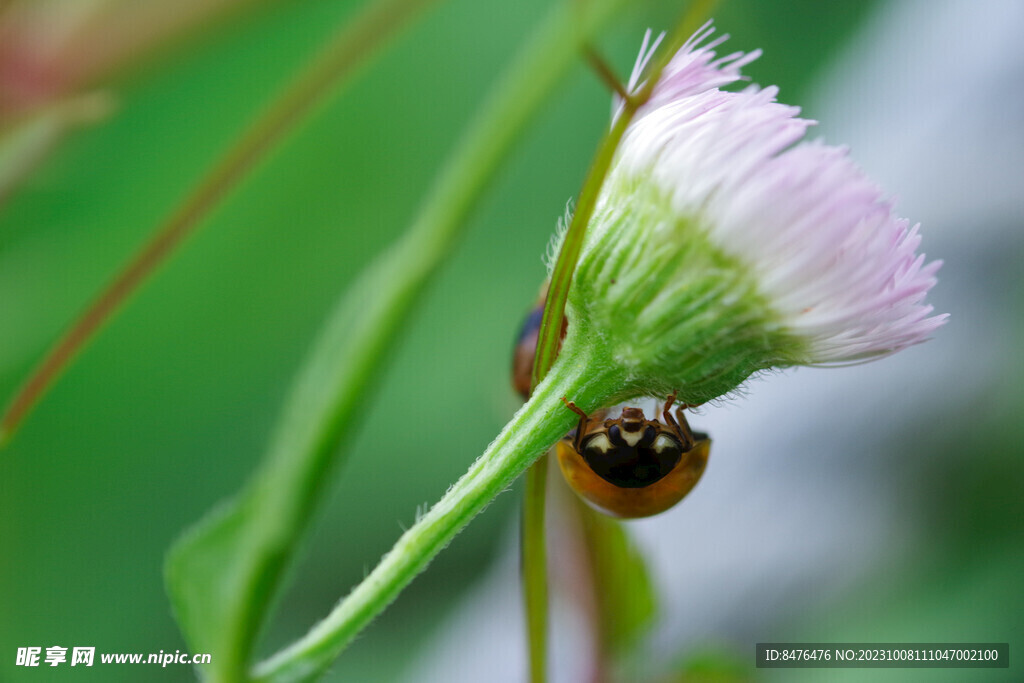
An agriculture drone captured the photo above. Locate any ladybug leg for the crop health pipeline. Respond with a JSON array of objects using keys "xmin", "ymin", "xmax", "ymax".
[
  {"xmin": 561, "ymin": 397, "xmax": 590, "ymax": 453},
  {"xmin": 662, "ymin": 392, "xmax": 696, "ymax": 451},
  {"xmin": 662, "ymin": 390, "xmax": 678, "ymax": 417}
]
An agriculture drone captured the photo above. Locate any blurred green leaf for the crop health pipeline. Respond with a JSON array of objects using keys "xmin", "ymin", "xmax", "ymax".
[
  {"xmin": 0, "ymin": 95, "xmax": 111, "ymax": 212},
  {"xmin": 713, "ymin": 0, "xmax": 880, "ymax": 108},
  {"xmin": 0, "ymin": 0, "xmax": 436, "ymax": 446},
  {"xmin": 160, "ymin": 0, "xmax": 444, "ymax": 678},
  {"xmin": 578, "ymin": 505, "xmax": 658, "ymax": 657},
  {"xmin": 666, "ymin": 646, "xmax": 752, "ymax": 683}
]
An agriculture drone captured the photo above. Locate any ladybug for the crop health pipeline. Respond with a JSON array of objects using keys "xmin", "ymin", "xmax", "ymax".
[
  {"xmin": 511, "ymin": 281, "xmax": 564, "ymax": 400},
  {"xmin": 557, "ymin": 392, "xmax": 710, "ymax": 518},
  {"xmin": 512, "ymin": 286, "xmax": 710, "ymax": 518}
]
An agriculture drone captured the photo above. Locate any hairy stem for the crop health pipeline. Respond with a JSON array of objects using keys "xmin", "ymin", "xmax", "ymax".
[{"xmin": 254, "ymin": 347, "xmax": 622, "ymax": 683}]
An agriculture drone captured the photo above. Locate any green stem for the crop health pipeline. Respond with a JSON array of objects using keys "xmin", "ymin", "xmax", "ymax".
[
  {"xmin": 520, "ymin": 1, "xmax": 720, "ymax": 675},
  {"xmin": 518, "ymin": 37, "xmax": 638, "ymax": 683},
  {"xmin": 253, "ymin": 348, "xmax": 623, "ymax": 683},
  {"xmin": 521, "ymin": 456, "xmax": 549, "ymax": 683}
]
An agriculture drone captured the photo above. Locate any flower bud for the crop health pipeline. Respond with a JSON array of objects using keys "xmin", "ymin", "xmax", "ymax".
[{"xmin": 551, "ymin": 24, "xmax": 946, "ymax": 406}]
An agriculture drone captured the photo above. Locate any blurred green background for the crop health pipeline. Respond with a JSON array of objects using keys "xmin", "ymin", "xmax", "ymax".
[{"xmin": 1, "ymin": 0, "xmax": 1020, "ymax": 681}]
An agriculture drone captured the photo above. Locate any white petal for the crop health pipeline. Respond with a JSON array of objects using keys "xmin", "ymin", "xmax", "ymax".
[{"xmin": 610, "ymin": 27, "xmax": 945, "ymax": 363}]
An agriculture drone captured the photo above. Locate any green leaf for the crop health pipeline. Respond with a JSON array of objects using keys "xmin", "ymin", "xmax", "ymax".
[
  {"xmin": 0, "ymin": 95, "xmax": 110, "ymax": 214},
  {"xmin": 577, "ymin": 504, "xmax": 657, "ymax": 655},
  {"xmin": 665, "ymin": 647, "xmax": 752, "ymax": 683},
  {"xmin": 0, "ymin": 0, "xmax": 436, "ymax": 445}
]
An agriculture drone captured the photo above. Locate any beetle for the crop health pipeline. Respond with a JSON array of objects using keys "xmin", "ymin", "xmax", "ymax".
[
  {"xmin": 556, "ymin": 392, "xmax": 710, "ymax": 518},
  {"xmin": 511, "ymin": 281, "xmax": 563, "ymax": 401},
  {"xmin": 512, "ymin": 286, "xmax": 710, "ymax": 518}
]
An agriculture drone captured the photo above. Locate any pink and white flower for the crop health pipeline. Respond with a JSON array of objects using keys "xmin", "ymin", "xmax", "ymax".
[{"xmin": 558, "ymin": 23, "xmax": 946, "ymax": 403}]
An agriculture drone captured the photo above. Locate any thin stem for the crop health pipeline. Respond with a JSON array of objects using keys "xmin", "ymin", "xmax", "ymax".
[
  {"xmin": 584, "ymin": 46, "xmax": 629, "ymax": 100},
  {"xmin": 519, "ymin": 96, "xmax": 630, "ymax": 683},
  {"xmin": 253, "ymin": 351, "xmax": 623, "ymax": 683},
  {"xmin": 520, "ymin": 25, "xmax": 643, "ymax": 683},
  {"xmin": 529, "ymin": 89, "xmax": 632, "ymax": 395},
  {"xmin": 0, "ymin": 0, "xmax": 436, "ymax": 446},
  {"xmin": 521, "ymin": 0, "xmax": 720, "ymax": 676},
  {"xmin": 521, "ymin": 455, "xmax": 549, "ymax": 683}
]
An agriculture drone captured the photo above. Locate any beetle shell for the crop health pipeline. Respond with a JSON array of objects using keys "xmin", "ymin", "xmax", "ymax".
[
  {"xmin": 556, "ymin": 434, "xmax": 710, "ymax": 518},
  {"xmin": 510, "ymin": 282, "xmax": 565, "ymax": 400},
  {"xmin": 511, "ymin": 303, "xmax": 544, "ymax": 400}
]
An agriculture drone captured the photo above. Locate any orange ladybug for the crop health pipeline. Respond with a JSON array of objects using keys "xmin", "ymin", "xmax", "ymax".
[{"xmin": 557, "ymin": 392, "xmax": 709, "ymax": 518}]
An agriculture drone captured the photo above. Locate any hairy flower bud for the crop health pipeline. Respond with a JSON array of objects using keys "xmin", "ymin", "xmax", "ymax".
[{"xmin": 550, "ymin": 24, "xmax": 946, "ymax": 406}]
